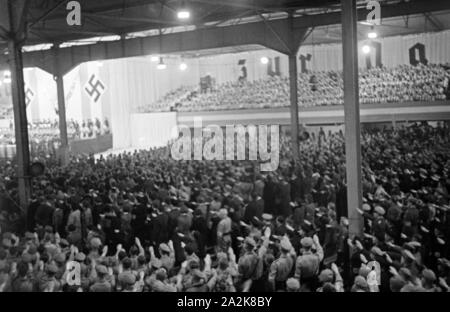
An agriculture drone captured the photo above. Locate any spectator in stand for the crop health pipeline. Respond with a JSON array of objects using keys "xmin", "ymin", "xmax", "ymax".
[{"xmin": 139, "ymin": 64, "xmax": 450, "ymax": 113}]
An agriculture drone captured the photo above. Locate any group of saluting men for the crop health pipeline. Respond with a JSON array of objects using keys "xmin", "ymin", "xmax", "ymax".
[{"xmin": 0, "ymin": 121, "xmax": 449, "ymax": 292}]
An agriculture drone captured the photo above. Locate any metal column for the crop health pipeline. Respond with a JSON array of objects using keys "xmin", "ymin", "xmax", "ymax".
[
  {"xmin": 288, "ymin": 13, "xmax": 300, "ymax": 160},
  {"xmin": 53, "ymin": 46, "xmax": 69, "ymax": 165},
  {"xmin": 288, "ymin": 53, "xmax": 299, "ymax": 160},
  {"xmin": 341, "ymin": 0, "xmax": 363, "ymax": 237},
  {"xmin": 5, "ymin": 0, "xmax": 31, "ymax": 213}
]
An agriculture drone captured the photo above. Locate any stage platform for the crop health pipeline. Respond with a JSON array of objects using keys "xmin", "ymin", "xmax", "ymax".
[{"xmin": 0, "ymin": 134, "xmax": 113, "ymax": 159}]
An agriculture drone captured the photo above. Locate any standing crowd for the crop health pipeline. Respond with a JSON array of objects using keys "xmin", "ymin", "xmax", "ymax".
[{"xmin": 0, "ymin": 122, "xmax": 449, "ymax": 292}]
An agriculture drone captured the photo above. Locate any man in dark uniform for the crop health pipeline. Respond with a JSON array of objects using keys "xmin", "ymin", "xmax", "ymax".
[
  {"xmin": 243, "ymin": 192, "xmax": 264, "ymax": 223},
  {"xmin": 263, "ymin": 175, "xmax": 277, "ymax": 215},
  {"xmin": 151, "ymin": 208, "xmax": 169, "ymax": 250},
  {"xmin": 35, "ymin": 199, "xmax": 54, "ymax": 228},
  {"xmin": 278, "ymin": 176, "xmax": 292, "ymax": 217},
  {"xmin": 191, "ymin": 208, "xmax": 208, "ymax": 259}
]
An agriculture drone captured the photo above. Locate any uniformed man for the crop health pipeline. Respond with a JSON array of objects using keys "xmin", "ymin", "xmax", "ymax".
[
  {"xmin": 372, "ymin": 206, "xmax": 388, "ymax": 242},
  {"xmin": 294, "ymin": 235, "xmax": 324, "ymax": 292},
  {"xmin": 421, "ymin": 269, "xmax": 441, "ymax": 292},
  {"xmin": 268, "ymin": 237, "xmax": 295, "ymax": 291},
  {"xmin": 286, "ymin": 277, "xmax": 300, "ymax": 292},
  {"xmin": 158, "ymin": 242, "xmax": 175, "ymax": 273},
  {"xmin": 243, "ymin": 193, "xmax": 264, "ymax": 223},
  {"xmin": 89, "ymin": 265, "xmax": 112, "ymax": 292},
  {"xmin": 217, "ymin": 209, "xmax": 232, "ymax": 252},
  {"xmin": 150, "ymin": 268, "xmax": 177, "ymax": 292},
  {"xmin": 10, "ymin": 261, "xmax": 35, "ymax": 292},
  {"xmin": 38, "ymin": 263, "xmax": 62, "ymax": 292},
  {"xmin": 261, "ymin": 213, "xmax": 274, "ymax": 238},
  {"xmin": 120, "ymin": 273, "xmax": 136, "ymax": 292},
  {"xmin": 237, "ymin": 237, "xmax": 262, "ymax": 291}
]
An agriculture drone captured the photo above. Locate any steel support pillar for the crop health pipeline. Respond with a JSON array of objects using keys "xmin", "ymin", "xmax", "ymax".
[
  {"xmin": 341, "ymin": 0, "xmax": 363, "ymax": 237},
  {"xmin": 53, "ymin": 46, "xmax": 69, "ymax": 165},
  {"xmin": 5, "ymin": 0, "xmax": 31, "ymax": 214},
  {"xmin": 288, "ymin": 13, "xmax": 300, "ymax": 160},
  {"xmin": 288, "ymin": 53, "xmax": 299, "ymax": 160}
]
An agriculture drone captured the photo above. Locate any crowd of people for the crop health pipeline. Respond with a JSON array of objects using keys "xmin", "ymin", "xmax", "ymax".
[
  {"xmin": 0, "ymin": 121, "xmax": 449, "ymax": 292},
  {"xmin": 139, "ymin": 64, "xmax": 450, "ymax": 113},
  {"xmin": 0, "ymin": 105, "xmax": 12, "ymax": 120},
  {"xmin": 73, "ymin": 118, "xmax": 111, "ymax": 140},
  {"xmin": 136, "ymin": 86, "xmax": 195, "ymax": 113},
  {"xmin": 0, "ymin": 118, "xmax": 111, "ymax": 159}
]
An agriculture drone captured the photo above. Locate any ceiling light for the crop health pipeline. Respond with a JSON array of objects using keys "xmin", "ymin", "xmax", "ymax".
[
  {"xmin": 368, "ymin": 27, "xmax": 377, "ymax": 39},
  {"xmin": 359, "ymin": 21, "xmax": 374, "ymax": 26},
  {"xmin": 177, "ymin": 10, "xmax": 190, "ymax": 20},
  {"xmin": 368, "ymin": 31, "xmax": 377, "ymax": 39},
  {"xmin": 179, "ymin": 62, "xmax": 187, "ymax": 71},
  {"xmin": 260, "ymin": 56, "xmax": 269, "ymax": 65},
  {"xmin": 362, "ymin": 45, "xmax": 371, "ymax": 54},
  {"xmin": 157, "ymin": 57, "xmax": 167, "ymax": 70},
  {"xmin": 3, "ymin": 70, "xmax": 11, "ymax": 83}
]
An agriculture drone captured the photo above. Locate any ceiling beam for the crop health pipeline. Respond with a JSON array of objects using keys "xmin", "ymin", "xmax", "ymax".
[
  {"xmin": 83, "ymin": 12, "xmax": 185, "ymax": 27},
  {"xmin": 29, "ymin": 0, "xmax": 68, "ymax": 28},
  {"xmin": 423, "ymin": 12, "xmax": 444, "ymax": 31},
  {"xmin": 292, "ymin": 0, "xmax": 450, "ymax": 29},
  {"xmin": 16, "ymin": 17, "xmax": 299, "ymax": 74},
  {"xmin": 0, "ymin": 25, "xmax": 9, "ymax": 40},
  {"xmin": 84, "ymin": 16, "xmax": 122, "ymax": 35},
  {"xmin": 81, "ymin": 0, "xmax": 160, "ymax": 14},
  {"xmin": 31, "ymin": 0, "xmax": 162, "ymax": 23},
  {"xmin": 190, "ymin": 0, "xmax": 279, "ymax": 13},
  {"xmin": 1, "ymin": 0, "xmax": 450, "ymax": 72},
  {"xmin": 33, "ymin": 27, "xmax": 116, "ymax": 37}
]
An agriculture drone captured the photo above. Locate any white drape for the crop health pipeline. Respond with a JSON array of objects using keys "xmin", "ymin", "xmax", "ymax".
[
  {"xmin": 105, "ymin": 58, "xmax": 196, "ymax": 149},
  {"xmin": 129, "ymin": 112, "xmax": 177, "ymax": 149}
]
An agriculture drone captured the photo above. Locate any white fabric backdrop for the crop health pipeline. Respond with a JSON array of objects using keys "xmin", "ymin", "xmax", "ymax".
[
  {"xmin": 106, "ymin": 58, "xmax": 194, "ymax": 149},
  {"xmin": 129, "ymin": 112, "xmax": 177, "ymax": 149}
]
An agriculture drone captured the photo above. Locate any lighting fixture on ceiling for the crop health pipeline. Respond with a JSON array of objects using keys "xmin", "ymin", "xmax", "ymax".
[
  {"xmin": 179, "ymin": 62, "xmax": 187, "ymax": 71},
  {"xmin": 368, "ymin": 26, "xmax": 377, "ymax": 39},
  {"xmin": 157, "ymin": 57, "xmax": 167, "ymax": 70},
  {"xmin": 177, "ymin": 1, "xmax": 190, "ymax": 20},
  {"xmin": 177, "ymin": 10, "xmax": 190, "ymax": 20},
  {"xmin": 3, "ymin": 70, "xmax": 11, "ymax": 84},
  {"xmin": 260, "ymin": 56, "xmax": 269, "ymax": 65},
  {"xmin": 362, "ymin": 44, "xmax": 371, "ymax": 54}
]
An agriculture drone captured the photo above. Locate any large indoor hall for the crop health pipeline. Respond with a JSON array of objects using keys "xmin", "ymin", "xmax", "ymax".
[{"xmin": 0, "ymin": 0, "xmax": 449, "ymax": 297}]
